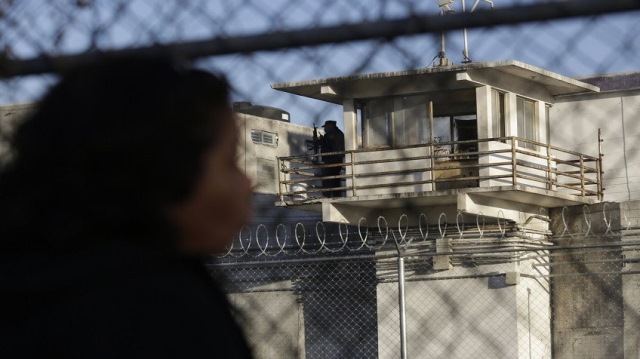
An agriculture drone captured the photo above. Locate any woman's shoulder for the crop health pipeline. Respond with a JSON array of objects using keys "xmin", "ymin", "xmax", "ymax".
[{"xmin": 1, "ymin": 244, "xmax": 253, "ymax": 358}]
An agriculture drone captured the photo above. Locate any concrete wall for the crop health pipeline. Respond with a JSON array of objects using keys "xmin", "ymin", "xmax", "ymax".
[
  {"xmin": 377, "ymin": 261, "xmax": 551, "ymax": 358},
  {"xmin": 549, "ymin": 202, "xmax": 625, "ymax": 358},
  {"xmin": 621, "ymin": 201, "xmax": 640, "ymax": 359},
  {"xmin": 236, "ymin": 113, "xmax": 314, "ymax": 195},
  {"xmin": 228, "ymin": 281, "xmax": 305, "ymax": 359},
  {"xmin": 552, "ymin": 90, "xmax": 640, "ymax": 202}
]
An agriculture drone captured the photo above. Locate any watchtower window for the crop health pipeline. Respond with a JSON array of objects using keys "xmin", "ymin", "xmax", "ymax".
[
  {"xmin": 362, "ymin": 98, "xmax": 392, "ymax": 147},
  {"xmin": 361, "ymin": 95, "xmax": 427, "ymax": 148},
  {"xmin": 431, "ymin": 115, "xmax": 477, "ymax": 158},
  {"xmin": 516, "ymin": 97, "xmax": 537, "ymax": 150}
]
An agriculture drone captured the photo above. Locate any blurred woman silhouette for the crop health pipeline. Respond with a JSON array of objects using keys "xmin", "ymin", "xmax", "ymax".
[{"xmin": 0, "ymin": 57, "xmax": 254, "ymax": 358}]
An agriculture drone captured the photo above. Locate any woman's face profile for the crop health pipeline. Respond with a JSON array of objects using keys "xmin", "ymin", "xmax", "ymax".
[{"xmin": 168, "ymin": 109, "xmax": 253, "ymax": 254}]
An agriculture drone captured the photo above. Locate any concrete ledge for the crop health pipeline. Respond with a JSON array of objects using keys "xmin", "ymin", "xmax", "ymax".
[{"xmin": 277, "ymin": 186, "xmax": 595, "ymax": 224}]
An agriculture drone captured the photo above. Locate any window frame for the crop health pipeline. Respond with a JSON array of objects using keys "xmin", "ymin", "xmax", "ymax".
[{"xmin": 516, "ymin": 96, "xmax": 538, "ymax": 151}]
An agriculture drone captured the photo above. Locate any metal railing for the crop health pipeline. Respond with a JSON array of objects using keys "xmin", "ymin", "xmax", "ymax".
[{"xmin": 278, "ymin": 136, "xmax": 603, "ymax": 202}]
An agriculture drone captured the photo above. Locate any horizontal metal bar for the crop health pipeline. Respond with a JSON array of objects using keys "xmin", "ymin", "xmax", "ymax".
[
  {"xmin": 2, "ymin": 1, "xmax": 639, "ymax": 78},
  {"xmin": 515, "ymin": 173, "xmax": 599, "ymax": 195}
]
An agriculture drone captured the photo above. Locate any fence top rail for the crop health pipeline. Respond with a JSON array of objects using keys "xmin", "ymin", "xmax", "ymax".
[{"xmin": 3, "ymin": 1, "xmax": 639, "ymax": 78}]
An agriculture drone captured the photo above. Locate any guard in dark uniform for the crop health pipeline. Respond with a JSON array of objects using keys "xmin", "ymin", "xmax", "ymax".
[{"xmin": 320, "ymin": 120, "xmax": 345, "ymax": 197}]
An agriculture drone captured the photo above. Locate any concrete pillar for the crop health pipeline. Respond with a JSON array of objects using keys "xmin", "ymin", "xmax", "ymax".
[
  {"xmin": 342, "ymin": 99, "xmax": 358, "ymax": 197},
  {"xmin": 536, "ymin": 100, "xmax": 547, "ymax": 146},
  {"xmin": 622, "ymin": 201, "xmax": 640, "ymax": 358},
  {"xmin": 343, "ymin": 99, "xmax": 358, "ymax": 151},
  {"xmin": 475, "ymin": 85, "xmax": 491, "ymax": 140},
  {"xmin": 476, "ymin": 86, "xmax": 493, "ymax": 187},
  {"xmin": 504, "ymin": 92, "xmax": 518, "ymax": 138},
  {"xmin": 549, "ymin": 203, "xmax": 624, "ymax": 358}
]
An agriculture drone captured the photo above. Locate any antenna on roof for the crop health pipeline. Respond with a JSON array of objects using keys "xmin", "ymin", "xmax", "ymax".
[
  {"xmin": 462, "ymin": 0, "xmax": 494, "ymax": 63},
  {"xmin": 436, "ymin": 0, "xmax": 455, "ymax": 67},
  {"xmin": 434, "ymin": 0, "xmax": 494, "ymax": 66}
]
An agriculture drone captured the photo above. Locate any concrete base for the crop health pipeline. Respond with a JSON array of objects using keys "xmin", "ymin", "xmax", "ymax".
[{"xmin": 278, "ymin": 186, "xmax": 593, "ymax": 226}]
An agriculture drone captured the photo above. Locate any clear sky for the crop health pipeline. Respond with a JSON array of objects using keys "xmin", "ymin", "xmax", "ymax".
[{"xmin": 1, "ymin": 0, "xmax": 639, "ymax": 127}]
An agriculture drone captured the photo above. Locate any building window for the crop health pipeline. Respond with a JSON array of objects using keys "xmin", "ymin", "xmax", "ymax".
[
  {"xmin": 362, "ymin": 98, "xmax": 392, "ymax": 147},
  {"xmin": 362, "ymin": 95, "xmax": 427, "ymax": 148},
  {"xmin": 393, "ymin": 96, "xmax": 428, "ymax": 147},
  {"xmin": 491, "ymin": 89, "xmax": 506, "ymax": 141},
  {"xmin": 516, "ymin": 96, "xmax": 537, "ymax": 150},
  {"xmin": 251, "ymin": 129, "xmax": 278, "ymax": 147}
]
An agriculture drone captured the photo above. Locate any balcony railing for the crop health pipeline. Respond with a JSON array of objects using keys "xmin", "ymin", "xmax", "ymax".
[{"xmin": 277, "ymin": 136, "xmax": 603, "ymax": 203}]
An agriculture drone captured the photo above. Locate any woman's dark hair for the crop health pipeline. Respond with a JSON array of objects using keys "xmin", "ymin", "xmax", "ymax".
[{"xmin": 0, "ymin": 57, "xmax": 231, "ymax": 248}]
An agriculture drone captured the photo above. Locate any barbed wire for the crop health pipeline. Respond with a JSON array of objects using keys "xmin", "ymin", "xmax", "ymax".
[{"xmin": 218, "ymin": 206, "xmax": 640, "ymax": 259}]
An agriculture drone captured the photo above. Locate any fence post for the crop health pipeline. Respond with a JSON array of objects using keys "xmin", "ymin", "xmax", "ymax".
[
  {"xmin": 351, "ymin": 151, "xmax": 357, "ymax": 197},
  {"xmin": 429, "ymin": 101, "xmax": 435, "ymax": 191},
  {"xmin": 580, "ymin": 155, "xmax": 585, "ymax": 197},
  {"xmin": 277, "ymin": 157, "xmax": 284, "ymax": 202},
  {"xmin": 546, "ymin": 142, "xmax": 552, "ymax": 190},
  {"xmin": 398, "ymin": 254, "xmax": 408, "ymax": 359},
  {"xmin": 511, "ymin": 137, "xmax": 517, "ymax": 186},
  {"xmin": 597, "ymin": 128, "xmax": 604, "ymax": 201}
]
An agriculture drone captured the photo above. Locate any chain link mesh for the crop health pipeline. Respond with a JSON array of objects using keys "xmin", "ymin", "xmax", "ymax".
[
  {"xmin": 2, "ymin": 1, "xmax": 640, "ymax": 126},
  {"xmin": 2, "ymin": 1, "xmax": 640, "ymax": 358},
  {"xmin": 211, "ymin": 206, "xmax": 640, "ymax": 358}
]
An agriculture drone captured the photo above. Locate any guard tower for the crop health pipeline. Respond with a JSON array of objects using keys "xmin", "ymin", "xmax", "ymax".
[{"xmin": 273, "ymin": 60, "xmax": 602, "ymax": 227}]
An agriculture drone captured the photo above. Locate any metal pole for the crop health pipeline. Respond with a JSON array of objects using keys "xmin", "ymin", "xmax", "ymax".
[
  {"xmin": 398, "ymin": 255, "xmax": 408, "ymax": 359},
  {"xmin": 580, "ymin": 155, "xmax": 585, "ymax": 197},
  {"xmin": 429, "ymin": 101, "xmax": 436, "ymax": 189},
  {"xmin": 511, "ymin": 137, "xmax": 517, "ymax": 186},
  {"xmin": 277, "ymin": 157, "xmax": 284, "ymax": 202},
  {"xmin": 546, "ymin": 141, "xmax": 552, "ymax": 190},
  {"xmin": 462, "ymin": 0, "xmax": 471, "ymax": 63},
  {"xmin": 597, "ymin": 128, "xmax": 604, "ymax": 201},
  {"xmin": 350, "ymin": 151, "xmax": 357, "ymax": 196},
  {"xmin": 438, "ymin": 29, "xmax": 448, "ymax": 66}
]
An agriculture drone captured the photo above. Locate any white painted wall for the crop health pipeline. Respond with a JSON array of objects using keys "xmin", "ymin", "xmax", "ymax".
[
  {"xmin": 228, "ymin": 281, "xmax": 305, "ymax": 359},
  {"xmin": 236, "ymin": 113, "xmax": 322, "ymax": 226},
  {"xmin": 552, "ymin": 90, "xmax": 640, "ymax": 202},
  {"xmin": 346, "ymin": 147, "xmax": 433, "ymax": 196},
  {"xmin": 236, "ymin": 113, "xmax": 314, "ymax": 195},
  {"xmin": 376, "ymin": 261, "xmax": 551, "ymax": 358}
]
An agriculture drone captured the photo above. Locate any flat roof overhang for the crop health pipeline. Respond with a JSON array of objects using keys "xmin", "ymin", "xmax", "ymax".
[
  {"xmin": 276, "ymin": 185, "xmax": 595, "ymax": 225},
  {"xmin": 272, "ymin": 60, "xmax": 600, "ymax": 104}
]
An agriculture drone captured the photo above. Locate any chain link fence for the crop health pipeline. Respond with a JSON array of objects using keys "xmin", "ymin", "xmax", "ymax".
[
  {"xmin": 212, "ymin": 203, "xmax": 640, "ymax": 358},
  {"xmin": 2, "ymin": 1, "xmax": 640, "ymax": 127},
  {"xmin": 2, "ymin": 1, "xmax": 640, "ymax": 358}
]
